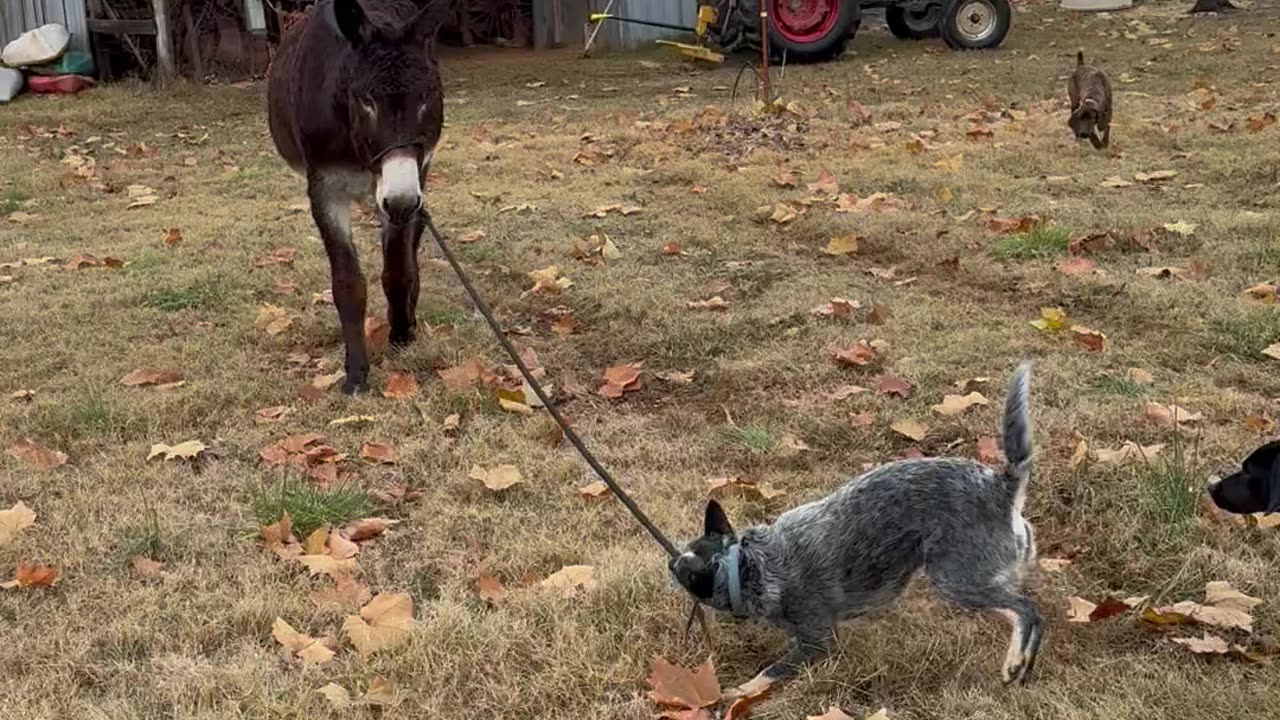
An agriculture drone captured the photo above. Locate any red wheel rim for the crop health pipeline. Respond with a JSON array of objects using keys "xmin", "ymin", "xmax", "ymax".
[{"xmin": 770, "ymin": 0, "xmax": 840, "ymax": 44}]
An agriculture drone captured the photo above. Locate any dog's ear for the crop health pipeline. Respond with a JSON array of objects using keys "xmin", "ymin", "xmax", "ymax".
[
  {"xmin": 704, "ymin": 499, "xmax": 734, "ymax": 537},
  {"xmin": 1241, "ymin": 440, "xmax": 1280, "ymax": 479}
]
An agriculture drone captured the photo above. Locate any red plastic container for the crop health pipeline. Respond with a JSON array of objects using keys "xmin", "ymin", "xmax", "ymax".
[{"xmin": 27, "ymin": 74, "xmax": 95, "ymax": 94}]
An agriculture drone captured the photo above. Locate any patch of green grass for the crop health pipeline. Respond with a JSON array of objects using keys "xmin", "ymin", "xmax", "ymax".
[
  {"xmin": 421, "ymin": 302, "xmax": 470, "ymax": 327},
  {"xmin": 249, "ymin": 479, "xmax": 373, "ymax": 537},
  {"xmin": 1140, "ymin": 434, "xmax": 1201, "ymax": 531},
  {"xmin": 1209, "ymin": 306, "xmax": 1280, "ymax": 359},
  {"xmin": 1091, "ymin": 375, "xmax": 1147, "ymax": 397},
  {"xmin": 992, "ymin": 224, "xmax": 1071, "ymax": 260},
  {"xmin": 726, "ymin": 424, "xmax": 774, "ymax": 453},
  {"xmin": 0, "ymin": 184, "xmax": 27, "ymax": 215},
  {"xmin": 117, "ymin": 506, "xmax": 170, "ymax": 562},
  {"xmin": 460, "ymin": 244, "xmax": 498, "ymax": 264},
  {"xmin": 142, "ymin": 273, "xmax": 235, "ymax": 312},
  {"xmin": 35, "ymin": 385, "xmax": 136, "ymax": 440}
]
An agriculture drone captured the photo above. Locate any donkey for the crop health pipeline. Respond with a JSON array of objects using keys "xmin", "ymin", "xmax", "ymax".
[{"xmin": 267, "ymin": 0, "xmax": 444, "ymax": 393}]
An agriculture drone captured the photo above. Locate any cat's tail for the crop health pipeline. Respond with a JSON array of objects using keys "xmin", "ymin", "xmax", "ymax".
[{"xmin": 1001, "ymin": 362, "xmax": 1034, "ymax": 504}]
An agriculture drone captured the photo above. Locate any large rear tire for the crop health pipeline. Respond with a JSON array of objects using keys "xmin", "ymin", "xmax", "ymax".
[
  {"xmin": 939, "ymin": 0, "xmax": 1011, "ymax": 49},
  {"xmin": 714, "ymin": 0, "xmax": 859, "ymax": 63},
  {"xmin": 885, "ymin": 4, "xmax": 941, "ymax": 39}
]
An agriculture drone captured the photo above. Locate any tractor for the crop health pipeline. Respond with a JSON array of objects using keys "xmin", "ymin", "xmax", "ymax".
[{"xmin": 591, "ymin": 0, "xmax": 1012, "ymax": 64}]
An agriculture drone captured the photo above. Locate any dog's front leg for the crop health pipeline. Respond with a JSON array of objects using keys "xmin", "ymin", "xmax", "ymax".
[
  {"xmin": 1100, "ymin": 125, "xmax": 1111, "ymax": 148},
  {"xmin": 1088, "ymin": 130, "xmax": 1105, "ymax": 151},
  {"xmin": 725, "ymin": 629, "xmax": 833, "ymax": 700}
]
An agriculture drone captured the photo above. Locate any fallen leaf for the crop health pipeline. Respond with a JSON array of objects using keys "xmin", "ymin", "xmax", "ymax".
[
  {"xmin": 1071, "ymin": 326, "xmax": 1108, "ymax": 352},
  {"xmin": 540, "ymin": 564, "xmax": 598, "ymax": 597},
  {"xmin": 976, "ymin": 436, "xmax": 1001, "ymax": 464},
  {"xmin": 360, "ymin": 441, "xmax": 398, "ymax": 464},
  {"xmin": 1101, "ymin": 176, "xmax": 1134, "ymax": 188},
  {"xmin": 806, "ymin": 707, "xmax": 859, "ymax": 720},
  {"xmin": 771, "ymin": 170, "xmax": 798, "ymax": 188},
  {"xmin": 933, "ymin": 154, "xmax": 964, "ymax": 173},
  {"xmin": 0, "ymin": 502, "xmax": 37, "ymax": 547},
  {"xmin": 1067, "ymin": 596, "xmax": 1098, "ymax": 622},
  {"xmin": 1057, "ymin": 257, "xmax": 1096, "ymax": 275},
  {"xmin": 807, "ymin": 170, "xmax": 840, "ymax": 195},
  {"xmin": 1, "ymin": 561, "xmax": 59, "ymax": 589},
  {"xmin": 890, "ymin": 418, "xmax": 929, "ymax": 441},
  {"xmin": 1263, "ymin": 343, "xmax": 1280, "ymax": 361},
  {"xmin": 255, "ymin": 304, "xmax": 294, "ymax": 336},
  {"xmin": 877, "ymin": 373, "xmax": 912, "ymax": 398},
  {"xmin": 316, "ymin": 684, "xmax": 352, "ymax": 709},
  {"xmin": 1162, "ymin": 221, "xmax": 1197, "ymax": 237},
  {"xmin": 311, "ymin": 575, "xmax": 372, "ymax": 612},
  {"xmin": 272, "ymin": 617, "xmax": 335, "ymax": 665},
  {"xmin": 1127, "ymin": 368, "xmax": 1155, "ymax": 385},
  {"xmin": 828, "ymin": 385, "xmax": 869, "ymax": 400},
  {"xmin": 129, "ymin": 556, "xmax": 163, "ymax": 578},
  {"xmin": 599, "ymin": 363, "xmax": 643, "ymax": 398},
  {"xmin": 438, "ymin": 358, "xmax": 486, "ymax": 391},
  {"xmin": 343, "ymin": 518, "xmax": 398, "ymax": 542},
  {"xmin": 5, "ymin": 438, "xmax": 68, "ymax": 470},
  {"xmin": 1148, "ymin": 581, "xmax": 1260, "ymax": 633},
  {"xmin": 146, "ymin": 440, "xmax": 207, "ymax": 462},
  {"xmin": 829, "ymin": 341, "xmax": 878, "ymax": 367},
  {"xmin": 812, "ymin": 297, "xmax": 860, "ymax": 318},
  {"xmin": 932, "ymin": 392, "xmax": 989, "ymax": 416},
  {"xmin": 473, "ymin": 574, "xmax": 506, "ymax": 604},
  {"xmin": 578, "ymin": 481, "xmax": 611, "ymax": 500},
  {"xmin": 343, "ymin": 592, "xmax": 415, "ymax": 658},
  {"xmin": 1173, "ymin": 632, "xmax": 1231, "ymax": 654},
  {"xmin": 768, "ymin": 203, "xmax": 797, "ymax": 224},
  {"xmin": 120, "ymin": 368, "xmax": 183, "ymax": 387},
  {"xmin": 1244, "ymin": 282, "xmax": 1278, "ymax": 304},
  {"xmin": 687, "ymin": 296, "xmax": 730, "ymax": 311},
  {"xmin": 646, "ymin": 656, "xmax": 721, "ymax": 711},
  {"xmin": 255, "ymin": 405, "xmax": 292, "ymax": 423},
  {"xmin": 1134, "ymin": 170, "xmax": 1178, "ymax": 183},
  {"xmin": 161, "ymin": 227, "xmax": 183, "ymax": 247},
  {"xmin": 296, "ymin": 554, "xmax": 359, "ymax": 578},
  {"xmin": 835, "ymin": 192, "xmax": 903, "ymax": 214},
  {"xmin": 706, "ymin": 476, "xmax": 785, "ymax": 501},
  {"xmin": 1245, "ymin": 112, "xmax": 1276, "ymax": 133},
  {"xmin": 1144, "ymin": 402, "xmax": 1203, "ymax": 428},
  {"xmin": 470, "ymin": 464, "xmax": 523, "ymax": 491},
  {"xmin": 822, "ymin": 235, "xmax": 860, "ymax": 256},
  {"xmin": 1136, "ymin": 266, "xmax": 1189, "ymax": 281},
  {"xmin": 383, "ymin": 372, "xmax": 419, "ymax": 399},
  {"xmin": 1094, "ymin": 441, "xmax": 1165, "ymax": 464},
  {"xmin": 1030, "ymin": 307, "xmax": 1068, "ymax": 332},
  {"xmin": 362, "ymin": 676, "xmax": 402, "ymax": 707}
]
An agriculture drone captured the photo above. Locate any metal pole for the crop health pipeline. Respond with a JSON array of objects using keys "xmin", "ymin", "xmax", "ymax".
[{"xmin": 758, "ymin": 2, "xmax": 770, "ymax": 102}]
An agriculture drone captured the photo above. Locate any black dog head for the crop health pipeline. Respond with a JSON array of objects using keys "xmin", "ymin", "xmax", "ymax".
[
  {"xmin": 1207, "ymin": 441, "xmax": 1280, "ymax": 515},
  {"xmin": 1069, "ymin": 100, "xmax": 1099, "ymax": 140},
  {"xmin": 669, "ymin": 500, "xmax": 736, "ymax": 607}
]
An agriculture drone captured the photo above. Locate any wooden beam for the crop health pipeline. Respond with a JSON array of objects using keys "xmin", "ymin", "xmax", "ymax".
[
  {"xmin": 152, "ymin": 0, "xmax": 176, "ymax": 79},
  {"xmin": 86, "ymin": 18, "xmax": 157, "ymax": 35}
]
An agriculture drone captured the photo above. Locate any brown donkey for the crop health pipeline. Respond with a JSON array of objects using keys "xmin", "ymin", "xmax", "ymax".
[{"xmin": 267, "ymin": 0, "xmax": 444, "ymax": 393}]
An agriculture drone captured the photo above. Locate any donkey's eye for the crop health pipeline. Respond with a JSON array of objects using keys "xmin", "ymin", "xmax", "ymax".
[
  {"xmin": 357, "ymin": 98, "xmax": 376, "ymax": 118},
  {"xmin": 418, "ymin": 103, "xmax": 429, "ymax": 120}
]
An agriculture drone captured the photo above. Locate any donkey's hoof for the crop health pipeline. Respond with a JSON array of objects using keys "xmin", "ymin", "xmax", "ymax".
[
  {"xmin": 390, "ymin": 331, "xmax": 416, "ymax": 348},
  {"xmin": 342, "ymin": 373, "xmax": 367, "ymax": 395}
]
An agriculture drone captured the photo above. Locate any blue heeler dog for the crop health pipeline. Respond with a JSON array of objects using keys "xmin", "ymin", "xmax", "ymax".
[{"xmin": 671, "ymin": 363, "xmax": 1041, "ymax": 699}]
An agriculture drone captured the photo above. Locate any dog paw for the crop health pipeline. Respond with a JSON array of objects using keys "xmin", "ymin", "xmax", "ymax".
[{"xmin": 1001, "ymin": 654, "xmax": 1032, "ymax": 685}]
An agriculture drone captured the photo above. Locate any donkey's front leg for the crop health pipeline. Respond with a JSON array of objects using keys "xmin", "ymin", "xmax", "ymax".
[
  {"xmin": 381, "ymin": 214, "xmax": 422, "ymax": 346},
  {"xmin": 309, "ymin": 176, "xmax": 368, "ymax": 394}
]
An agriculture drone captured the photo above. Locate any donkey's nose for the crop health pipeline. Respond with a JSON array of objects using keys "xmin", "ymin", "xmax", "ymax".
[{"xmin": 380, "ymin": 194, "xmax": 422, "ymax": 225}]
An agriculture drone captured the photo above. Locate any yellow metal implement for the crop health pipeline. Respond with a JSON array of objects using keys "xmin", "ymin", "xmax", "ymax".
[{"xmin": 654, "ymin": 40, "xmax": 724, "ymax": 63}]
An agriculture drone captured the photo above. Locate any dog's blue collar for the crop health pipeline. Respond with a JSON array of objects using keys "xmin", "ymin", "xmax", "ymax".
[{"xmin": 723, "ymin": 543, "xmax": 747, "ymax": 618}]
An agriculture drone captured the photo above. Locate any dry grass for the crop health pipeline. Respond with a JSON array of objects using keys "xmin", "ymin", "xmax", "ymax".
[{"xmin": 3, "ymin": 3, "xmax": 1280, "ymax": 718}]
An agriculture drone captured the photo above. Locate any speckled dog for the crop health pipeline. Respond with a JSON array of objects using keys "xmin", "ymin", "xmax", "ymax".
[{"xmin": 671, "ymin": 363, "xmax": 1042, "ymax": 699}]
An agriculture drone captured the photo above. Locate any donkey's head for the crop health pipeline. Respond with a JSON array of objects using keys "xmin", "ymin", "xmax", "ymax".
[{"xmin": 334, "ymin": 0, "xmax": 444, "ymax": 224}]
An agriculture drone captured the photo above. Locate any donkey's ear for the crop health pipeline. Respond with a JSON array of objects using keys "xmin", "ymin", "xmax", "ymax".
[
  {"xmin": 334, "ymin": 0, "xmax": 371, "ymax": 47},
  {"xmin": 704, "ymin": 500, "xmax": 734, "ymax": 537},
  {"xmin": 405, "ymin": 0, "xmax": 445, "ymax": 44}
]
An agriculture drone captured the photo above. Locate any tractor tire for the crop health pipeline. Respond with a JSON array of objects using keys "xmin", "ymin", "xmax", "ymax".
[
  {"xmin": 939, "ymin": 0, "xmax": 1011, "ymax": 50},
  {"xmin": 885, "ymin": 4, "xmax": 941, "ymax": 39},
  {"xmin": 714, "ymin": 0, "xmax": 860, "ymax": 63}
]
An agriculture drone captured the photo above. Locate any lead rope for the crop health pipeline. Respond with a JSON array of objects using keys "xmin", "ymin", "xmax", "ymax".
[{"xmin": 421, "ymin": 211, "xmax": 712, "ymax": 643}]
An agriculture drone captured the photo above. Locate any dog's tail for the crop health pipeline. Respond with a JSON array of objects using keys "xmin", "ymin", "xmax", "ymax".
[
  {"xmin": 1076, "ymin": 50, "xmax": 1085, "ymax": 66},
  {"xmin": 1001, "ymin": 362, "xmax": 1033, "ymax": 498}
]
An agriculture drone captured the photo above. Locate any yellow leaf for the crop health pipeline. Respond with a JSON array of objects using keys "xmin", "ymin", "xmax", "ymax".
[
  {"xmin": 931, "ymin": 392, "xmax": 990, "ymax": 416},
  {"xmin": 315, "ymin": 684, "xmax": 352, "ymax": 709},
  {"xmin": 469, "ymin": 464, "xmax": 524, "ymax": 491},
  {"xmin": 1263, "ymin": 343, "xmax": 1280, "ymax": 361},
  {"xmin": 296, "ymin": 554, "xmax": 359, "ymax": 578},
  {"xmin": 0, "ymin": 501, "xmax": 36, "ymax": 546},
  {"xmin": 1067, "ymin": 596, "xmax": 1098, "ymax": 622},
  {"xmin": 343, "ymin": 592, "xmax": 416, "ymax": 658},
  {"xmin": 271, "ymin": 617, "xmax": 335, "ymax": 665},
  {"xmin": 1162, "ymin": 221, "xmax": 1197, "ymax": 237},
  {"xmin": 890, "ymin": 418, "xmax": 929, "ymax": 441},
  {"xmin": 822, "ymin": 235, "xmax": 860, "ymax": 256},
  {"xmin": 540, "ymin": 565, "xmax": 598, "ymax": 597},
  {"xmin": 1029, "ymin": 307, "xmax": 1068, "ymax": 332}
]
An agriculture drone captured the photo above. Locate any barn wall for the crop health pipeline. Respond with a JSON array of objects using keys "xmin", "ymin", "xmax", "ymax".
[
  {"xmin": 608, "ymin": 0, "xmax": 694, "ymax": 50},
  {"xmin": 0, "ymin": 0, "xmax": 90, "ymax": 60}
]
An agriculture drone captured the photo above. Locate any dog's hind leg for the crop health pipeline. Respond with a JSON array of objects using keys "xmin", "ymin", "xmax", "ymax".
[{"xmin": 927, "ymin": 567, "xmax": 1043, "ymax": 684}]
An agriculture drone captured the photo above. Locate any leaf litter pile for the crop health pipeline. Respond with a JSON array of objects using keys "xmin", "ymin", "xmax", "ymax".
[{"xmin": 4, "ymin": 5, "xmax": 1280, "ymax": 719}]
